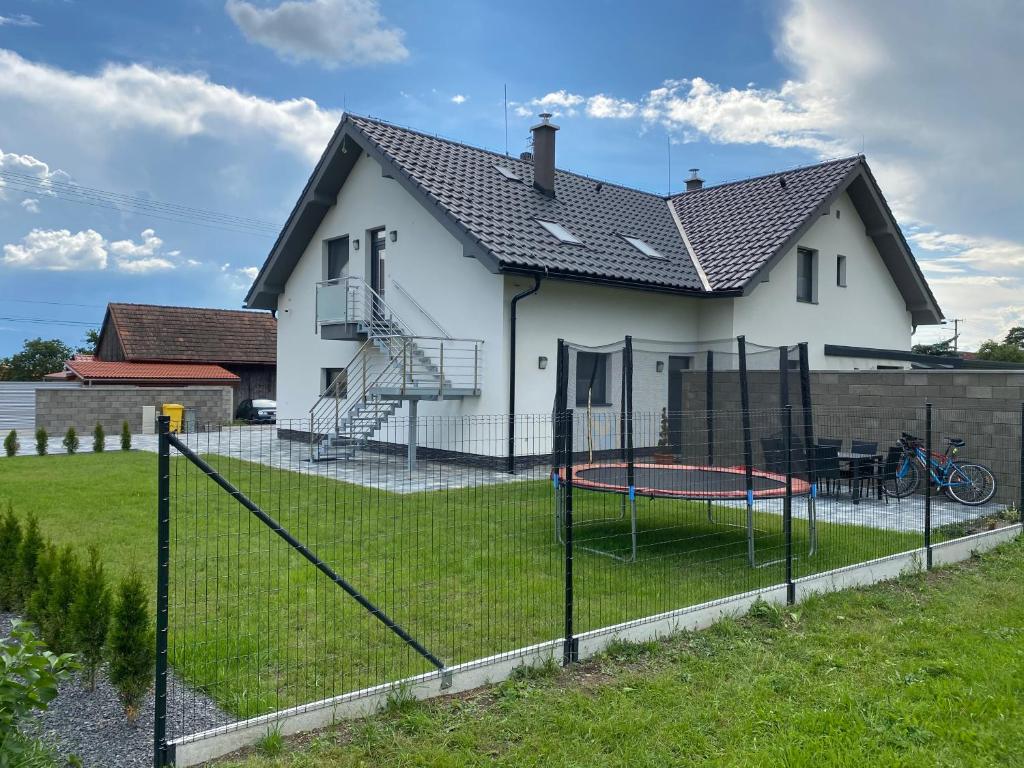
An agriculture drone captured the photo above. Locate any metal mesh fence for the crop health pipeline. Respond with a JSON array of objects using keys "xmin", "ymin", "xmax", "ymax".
[{"xmin": 156, "ymin": 402, "xmax": 1022, "ymax": 760}]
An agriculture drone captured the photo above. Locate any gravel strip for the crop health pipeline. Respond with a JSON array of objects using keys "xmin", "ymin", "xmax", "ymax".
[{"xmin": 3, "ymin": 612, "xmax": 233, "ymax": 767}]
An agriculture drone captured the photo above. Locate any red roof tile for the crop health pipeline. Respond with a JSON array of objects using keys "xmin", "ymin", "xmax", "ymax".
[
  {"xmin": 66, "ymin": 360, "xmax": 239, "ymax": 383},
  {"xmin": 101, "ymin": 303, "xmax": 275, "ymax": 364}
]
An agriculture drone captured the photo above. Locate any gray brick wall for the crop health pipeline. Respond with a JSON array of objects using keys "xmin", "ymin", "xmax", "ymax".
[{"xmin": 35, "ymin": 386, "xmax": 233, "ymax": 436}]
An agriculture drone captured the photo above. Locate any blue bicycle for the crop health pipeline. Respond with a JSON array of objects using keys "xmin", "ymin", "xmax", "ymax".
[{"xmin": 882, "ymin": 432, "xmax": 997, "ymax": 506}]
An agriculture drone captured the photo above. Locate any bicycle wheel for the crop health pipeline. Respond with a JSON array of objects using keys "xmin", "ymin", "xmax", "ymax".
[
  {"xmin": 943, "ymin": 462, "xmax": 997, "ymax": 506},
  {"xmin": 882, "ymin": 456, "xmax": 920, "ymax": 498}
]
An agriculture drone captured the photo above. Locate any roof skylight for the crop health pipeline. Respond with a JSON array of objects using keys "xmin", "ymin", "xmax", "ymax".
[
  {"xmin": 537, "ymin": 219, "xmax": 583, "ymax": 245},
  {"xmin": 494, "ymin": 165, "xmax": 522, "ymax": 181},
  {"xmin": 621, "ymin": 235, "xmax": 666, "ymax": 260}
]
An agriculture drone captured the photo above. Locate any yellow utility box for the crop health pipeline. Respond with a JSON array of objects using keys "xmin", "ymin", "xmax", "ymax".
[{"xmin": 162, "ymin": 403, "xmax": 184, "ymax": 433}]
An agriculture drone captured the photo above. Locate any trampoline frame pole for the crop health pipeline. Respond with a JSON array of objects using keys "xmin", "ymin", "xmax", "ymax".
[
  {"xmin": 738, "ymin": 336, "xmax": 755, "ymax": 567},
  {"xmin": 798, "ymin": 342, "xmax": 817, "ymax": 557},
  {"xmin": 706, "ymin": 349, "xmax": 715, "ymax": 523},
  {"xmin": 625, "ymin": 335, "xmax": 637, "ymax": 562},
  {"xmin": 785, "ymin": 404, "xmax": 795, "ymax": 604}
]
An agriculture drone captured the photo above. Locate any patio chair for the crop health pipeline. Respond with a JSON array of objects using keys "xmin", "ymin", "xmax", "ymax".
[
  {"xmin": 845, "ymin": 439, "xmax": 880, "ymax": 497},
  {"xmin": 879, "ymin": 445, "xmax": 905, "ymax": 505},
  {"xmin": 811, "ymin": 445, "xmax": 841, "ymax": 496},
  {"xmin": 817, "ymin": 437, "xmax": 843, "ymax": 450}
]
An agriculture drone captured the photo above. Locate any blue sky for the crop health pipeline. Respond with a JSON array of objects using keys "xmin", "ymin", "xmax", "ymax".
[{"xmin": 0, "ymin": 0, "xmax": 1021, "ymax": 356}]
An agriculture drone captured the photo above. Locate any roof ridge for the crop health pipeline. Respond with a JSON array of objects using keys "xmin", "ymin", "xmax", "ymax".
[
  {"xmin": 108, "ymin": 302, "xmax": 273, "ymax": 316},
  {"xmin": 348, "ymin": 113, "xmax": 669, "ymax": 200},
  {"xmin": 669, "ymin": 154, "xmax": 864, "ymax": 198}
]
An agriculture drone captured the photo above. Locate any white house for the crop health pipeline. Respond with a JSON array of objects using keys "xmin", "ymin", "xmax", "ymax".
[{"xmin": 244, "ymin": 113, "xmax": 942, "ymax": 461}]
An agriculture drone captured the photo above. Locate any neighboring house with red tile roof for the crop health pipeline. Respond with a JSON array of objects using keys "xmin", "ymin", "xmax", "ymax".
[
  {"xmin": 94, "ymin": 303, "xmax": 275, "ymax": 407},
  {"xmin": 243, "ymin": 113, "xmax": 943, "ymax": 434},
  {"xmin": 60, "ymin": 359, "xmax": 240, "ymax": 386}
]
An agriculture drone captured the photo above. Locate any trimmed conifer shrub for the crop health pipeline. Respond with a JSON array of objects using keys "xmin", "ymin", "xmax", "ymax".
[
  {"xmin": 120, "ymin": 420, "xmax": 132, "ymax": 451},
  {"xmin": 0, "ymin": 506, "xmax": 23, "ymax": 610},
  {"xmin": 93, "ymin": 422, "xmax": 105, "ymax": 453},
  {"xmin": 26, "ymin": 543, "xmax": 56, "ymax": 626},
  {"xmin": 16, "ymin": 514, "xmax": 45, "ymax": 610},
  {"xmin": 62, "ymin": 427, "xmax": 79, "ymax": 455},
  {"xmin": 35, "ymin": 428, "xmax": 47, "ymax": 456},
  {"xmin": 3, "ymin": 429, "xmax": 17, "ymax": 457},
  {"xmin": 108, "ymin": 571, "xmax": 154, "ymax": 722},
  {"xmin": 69, "ymin": 546, "xmax": 111, "ymax": 689},
  {"xmin": 42, "ymin": 546, "xmax": 80, "ymax": 654}
]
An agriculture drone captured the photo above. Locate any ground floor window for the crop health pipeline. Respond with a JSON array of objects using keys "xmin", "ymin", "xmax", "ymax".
[
  {"xmin": 323, "ymin": 367, "xmax": 347, "ymax": 397},
  {"xmin": 576, "ymin": 352, "xmax": 609, "ymax": 406}
]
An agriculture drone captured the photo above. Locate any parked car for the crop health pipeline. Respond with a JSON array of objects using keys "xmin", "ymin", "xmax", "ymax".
[{"xmin": 235, "ymin": 398, "xmax": 276, "ymax": 423}]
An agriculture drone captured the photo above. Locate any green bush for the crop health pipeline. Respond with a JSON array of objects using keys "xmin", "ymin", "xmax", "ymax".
[
  {"xmin": 61, "ymin": 427, "xmax": 78, "ymax": 455},
  {"xmin": 42, "ymin": 547, "xmax": 80, "ymax": 654},
  {"xmin": 2, "ymin": 431, "xmax": 17, "ymax": 458},
  {"xmin": 0, "ymin": 507, "xmax": 22, "ymax": 611},
  {"xmin": 16, "ymin": 515, "xmax": 45, "ymax": 611},
  {"xmin": 120, "ymin": 420, "xmax": 131, "ymax": 452},
  {"xmin": 25, "ymin": 544, "xmax": 56, "ymax": 628},
  {"xmin": 69, "ymin": 546, "xmax": 111, "ymax": 689},
  {"xmin": 108, "ymin": 572, "xmax": 153, "ymax": 722},
  {"xmin": 92, "ymin": 423, "xmax": 105, "ymax": 453},
  {"xmin": 34, "ymin": 429, "xmax": 47, "ymax": 457},
  {"xmin": 0, "ymin": 620, "xmax": 76, "ymax": 766}
]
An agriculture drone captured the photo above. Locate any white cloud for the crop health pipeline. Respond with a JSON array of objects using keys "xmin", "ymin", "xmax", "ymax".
[
  {"xmin": 450, "ymin": 94, "xmax": 467, "ymax": 105},
  {"xmin": 2, "ymin": 227, "xmax": 180, "ymax": 273},
  {"xmin": 2, "ymin": 229, "xmax": 107, "ymax": 271},
  {"xmin": 19, "ymin": 198, "xmax": 39, "ymax": 213},
  {"xmin": 225, "ymin": 0, "xmax": 408, "ymax": 68},
  {"xmin": 0, "ymin": 14, "xmax": 38, "ymax": 28},
  {"xmin": 0, "ymin": 49, "xmax": 340, "ymax": 163},
  {"xmin": 0, "ymin": 148, "xmax": 70, "ymax": 204},
  {"xmin": 513, "ymin": 90, "xmax": 586, "ymax": 118},
  {"xmin": 239, "ymin": 266, "xmax": 259, "ymax": 279},
  {"xmin": 585, "ymin": 94, "xmax": 637, "ymax": 119}
]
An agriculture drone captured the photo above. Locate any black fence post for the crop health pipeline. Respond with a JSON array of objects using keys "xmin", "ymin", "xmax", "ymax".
[
  {"xmin": 784, "ymin": 404, "xmax": 795, "ymax": 605},
  {"xmin": 154, "ymin": 415, "xmax": 171, "ymax": 768},
  {"xmin": 1018, "ymin": 402, "xmax": 1023, "ymax": 522},
  {"xmin": 563, "ymin": 409, "xmax": 577, "ymax": 666},
  {"xmin": 925, "ymin": 402, "xmax": 932, "ymax": 570}
]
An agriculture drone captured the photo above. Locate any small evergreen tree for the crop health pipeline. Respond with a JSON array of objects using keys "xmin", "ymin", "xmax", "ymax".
[
  {"xmin": 62, "ymin": 426, "xmax": 79, "ymax": 455},
  {"xmin": 93, "ymin": 422, "xmax": 105, "ymax": 453},
  {"xmin": 69, "ymin": 546, "xmax": 111, "ymax": 689},
  {"xmin": 120, "ymin": 420, "xmax": 132, "ymax": 451},
  {"xmin": 3, "ymin": 429, "xmax": 18, "ymax": 457},
  {"xmin": 42, "ymin": 546, "xmax": 80, "ymax": 653},
  {"xmin": 26, "ymin": 543, "xmax": 56, "ymax": 626},
  {"xmin": 16, "ymin": 514, "xmax": 46, "ymax": 609},
  {"xmin": 108, "ymin": 571, "xmax": 154, "ymax": 722},
  {"xmin": 0, "ymin": 505, "xmax": 22, "ymax": 610},
  {"xmin": 35, "ymin": 428, "xmax": 47, "ymax": 456}
]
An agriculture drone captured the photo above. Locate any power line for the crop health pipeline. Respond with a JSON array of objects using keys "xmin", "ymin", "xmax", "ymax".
[
  {"xmin": 1, "ymin": 298, "xmax": 107, "ymax": 309},
  {"xmin": 0, "ymin": 170, "xmax": 282, "ymax": 237},
  {"xmin": 0, "ymin": 315, "xmax": 99, "ymax": 327}
]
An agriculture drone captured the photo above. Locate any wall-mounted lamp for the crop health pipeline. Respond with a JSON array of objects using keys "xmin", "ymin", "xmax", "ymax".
[
  {"xmin": 389, "ymin": 230, "xmax": 398, "ymax": 242},
  {"xmin": 656, "ymin": 360, "xmax": 665, "ymax": 373},
  {"xmin": 352, "ymin": 238, "xmax": 360, "ymax": 251},
  {"xmin": 538, "ymin": 356, "xmax": 548, "ymax": 370}
]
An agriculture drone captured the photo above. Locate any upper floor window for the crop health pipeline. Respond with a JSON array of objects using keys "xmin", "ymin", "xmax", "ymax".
[
  {"xmin": 836, "ymin": 254, "xmax": 847, "ymax": 287},
  {"xmin": 797, "ymin": 247, "xmax": 817, "ymax": 303},
  {"xmin": 576, "ymin": 352, "xmax": 609, "ymax": 406},
  {"xmin": 326, "ymin": 236, "xmax": 349, "ymax": 281}
]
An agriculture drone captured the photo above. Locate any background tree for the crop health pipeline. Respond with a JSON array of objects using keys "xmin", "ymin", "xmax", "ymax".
[
  {"xmin": 120, "ymin": 421, "xmax": 132, "ymax": 451},
  {"xmin": 43, "ymin": 546, "xmax": 80, "ymax": 653},
  {"xmin": 0, "ymin": 338, "xmax": 73, "ymax": 381},
  {"xmin": 2, "ymin": 430, "xmax": 17, "ymax": 458},
  {"xmin": 16, "ymin": 514, "xmax": 45, "ymax": 610},
  {"xmin": 974, "ymin": 327, "xmax": 1024, "ymax": 363},
  {"xmin": 62, "ymin": 427, "xmax": 79, "ymax": 455},
  {"xmin": 76, "ymin": 328, "xmax": 100, "ymax": 356},
  {"xmin": 0, "ymin": 507, "xmax": 22, "ymax": 611},
  {"xmin": 911, "ymin": 338, "xmax": 958, "ymax": 357},
  {"xmin": 93, "ymin": 423, "xmax": 105, "ymax": 453},
  {"xmin": 34, "ymin": 428, "xmax": 47, "ymax": 456}
]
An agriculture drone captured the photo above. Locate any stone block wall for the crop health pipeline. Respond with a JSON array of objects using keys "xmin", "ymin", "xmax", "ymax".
[{"xmin": 35, "ymin": 386, "xmax": 233, "ymax": 436}]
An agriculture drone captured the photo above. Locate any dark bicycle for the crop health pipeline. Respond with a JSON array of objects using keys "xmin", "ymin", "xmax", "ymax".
[{"xmin": 882, "ymin": 432, "xmax": 996, "ymax": 506}]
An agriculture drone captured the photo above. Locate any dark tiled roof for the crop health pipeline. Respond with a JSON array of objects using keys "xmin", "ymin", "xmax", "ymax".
[
  {"xmin": 348, "ymin": 116, "xmax": 704, "ymax": 291},
  {"xmin": 104, "ymin": 303, "xmax": 276, "ymax": 364},
  {"xmin": 670, "ymin": 157, "xmax": 861, "ymax": 291}
]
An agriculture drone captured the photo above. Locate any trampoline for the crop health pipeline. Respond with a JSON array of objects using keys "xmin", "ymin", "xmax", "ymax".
[
  {"xmin": 551, "ymin": 334, "xmax": 819, "ymax": 566},
  {"xmin": 566, "ymin": 462, "xmax": 811, "ymax": 500}
]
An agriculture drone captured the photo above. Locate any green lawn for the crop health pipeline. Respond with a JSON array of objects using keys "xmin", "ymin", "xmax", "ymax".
[
  {"xmin": 0, "ymin": 451, "xmax": 922, "ymax": 721},
  {"xmin": 219, "ymin": 538, "xmax": 1024, "ymax": 768}
]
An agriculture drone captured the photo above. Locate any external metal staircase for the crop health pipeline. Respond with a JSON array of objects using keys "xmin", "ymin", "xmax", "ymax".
[{"xmin": 309, "ymin": 276, "xmax": 483, "ymax": 462}]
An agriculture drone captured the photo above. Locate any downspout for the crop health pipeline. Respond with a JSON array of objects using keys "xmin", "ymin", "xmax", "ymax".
[{"xmin": 508, "ymin": 275, "xmax": 542, "ymax": 473}]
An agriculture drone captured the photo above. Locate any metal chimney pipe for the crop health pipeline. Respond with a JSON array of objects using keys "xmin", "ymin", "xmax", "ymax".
[
  {"xmin": 685, "ymin": 168, "xmax": 704, "ymax": 192},
  {"xmin": 531, "ymin": 113, "xmax": 559, "ymax": 197}
]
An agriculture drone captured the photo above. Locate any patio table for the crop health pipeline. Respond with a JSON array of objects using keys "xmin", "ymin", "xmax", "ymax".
[{"xmin": 837, "ymin": 451, "xmax": 883, "ymax": 504}]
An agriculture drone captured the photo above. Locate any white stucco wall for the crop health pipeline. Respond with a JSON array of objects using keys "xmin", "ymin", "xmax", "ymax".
[
  {"xmin": 275, "ymin": 151, "xmax": 505, "ymax": 425},
  {"xmin": 731, "ymin": 191, "xmax": 914, "ymax": 368}
]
